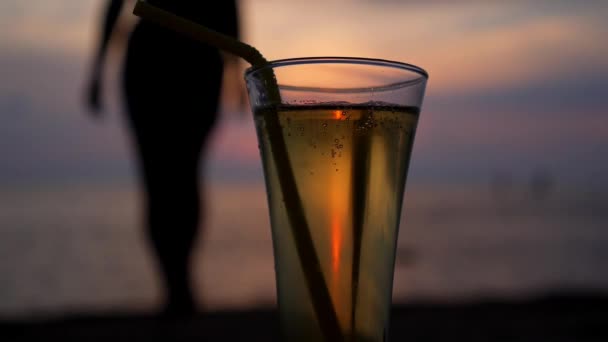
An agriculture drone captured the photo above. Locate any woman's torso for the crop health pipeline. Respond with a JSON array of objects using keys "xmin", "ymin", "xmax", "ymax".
[{"xmin": 124, "ymin": 0, "xmax": 238, "ymax": 76}]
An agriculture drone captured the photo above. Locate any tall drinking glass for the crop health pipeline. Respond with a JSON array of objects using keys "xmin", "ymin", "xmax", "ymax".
[{"xmin": 245, "ymin": 57, "xmax": 428, "ymax": 342}]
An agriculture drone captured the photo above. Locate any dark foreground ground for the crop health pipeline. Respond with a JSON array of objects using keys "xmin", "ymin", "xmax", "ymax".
[{"xmin": 2, "ymin": 292, "xmax": 607, "ymax": 341}]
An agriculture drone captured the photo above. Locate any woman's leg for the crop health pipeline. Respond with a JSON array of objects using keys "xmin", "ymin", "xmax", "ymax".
[
  {"xmin": 124, "ymin": 35, "xmax": 222, "ymax": 314},
  {"xmin": 128, "ymin": 103, "xmax": 211, "ymax": 315}
]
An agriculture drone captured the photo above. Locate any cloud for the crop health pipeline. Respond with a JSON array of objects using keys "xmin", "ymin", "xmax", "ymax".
[
  {"xmin": 246, "ymin": 0, "xmax": 608, "ymax": 95},
  {"xmin": 0, "ymin": 44, "xmax": 132, "ymax": 185},
  {"xmin": 1, "ymin": 0, "xmax": 607, "ymax": 186},
  {"xmin": 0, "ymin": 0, "xmax": 97, "ymax": 54},
  {"xmin": 420, "ymin": 16, "xmax": 608, "ymax": 94}
]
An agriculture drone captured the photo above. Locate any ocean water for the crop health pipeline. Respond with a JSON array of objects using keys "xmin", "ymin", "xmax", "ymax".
[{"xmin": 1, "ymin": 181, "xmax": 607, "ymax": 317}]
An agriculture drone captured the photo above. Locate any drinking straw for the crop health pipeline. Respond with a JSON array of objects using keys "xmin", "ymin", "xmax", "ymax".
[
  {"xmin": 350, "ymin": 113, "xmax": 372, "ymax": 334},
  {"xmin": 132, "ymin": 2, "xmax": 343, "ymax": 341}
]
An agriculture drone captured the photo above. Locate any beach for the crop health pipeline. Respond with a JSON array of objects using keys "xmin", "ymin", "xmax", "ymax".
[{"xmin": 4, "ymin": 292, "xmax": 607, "ymax": 341}]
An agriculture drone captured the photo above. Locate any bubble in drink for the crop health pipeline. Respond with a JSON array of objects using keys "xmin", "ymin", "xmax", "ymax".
[{"xmin": 255, "ymin": 103, "xmax": 419, "ymax": 341}]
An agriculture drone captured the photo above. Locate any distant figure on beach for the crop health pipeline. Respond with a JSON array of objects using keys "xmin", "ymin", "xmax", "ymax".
[{"xmin": 86, "ymin": 0, "xmax": 240, "ymax": 315}]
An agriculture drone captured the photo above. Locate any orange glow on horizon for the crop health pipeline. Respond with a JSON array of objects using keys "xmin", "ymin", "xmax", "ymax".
[
  {"xmin": 331, "ymin": 212, "xmax": 342, "ymax": 273},
  {"xmin": 328, "ymin": 155, "xmax": 347, "ymax": 277},
  {"xmin": 328, "ymin": 169, "xmax": 348, "ymax": 329},
  {"xmin": 329, "ymin": 169, "xmax": 344, "ymax": 275},
  {"xmin": 333, "ymin": 110, "xmax": 342, "ymax": 120}
]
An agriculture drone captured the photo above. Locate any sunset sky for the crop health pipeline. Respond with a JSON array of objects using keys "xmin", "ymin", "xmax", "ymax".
[{"xmin": 1, "ymin": 0, "xmax": 607, "ymax": 188}]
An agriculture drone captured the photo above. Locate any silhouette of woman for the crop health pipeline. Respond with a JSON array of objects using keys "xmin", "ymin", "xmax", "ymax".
[{"xmin": 86, "ymin": 0, "xmax": 240, "ymax": 315}]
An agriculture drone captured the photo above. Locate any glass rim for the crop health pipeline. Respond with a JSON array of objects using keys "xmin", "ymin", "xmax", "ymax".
[
  {"xmin": 245, "ymin": 57, "xmax": 429, "ymax": 79},
  {"xmin": 244, "ymin": 57, "xmax": 428, "ymax": 93}
]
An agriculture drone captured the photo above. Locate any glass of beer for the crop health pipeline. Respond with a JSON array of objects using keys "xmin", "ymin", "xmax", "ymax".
[{"xmin": 245, "ymin": 57, "xmax": 428, "ymax": 341}]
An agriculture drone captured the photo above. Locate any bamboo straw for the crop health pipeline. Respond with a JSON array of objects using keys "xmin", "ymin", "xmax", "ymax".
[
  {"xmin": 132, "ymin": 2, "xmax": 343, "ymax": 340},
  {"xmin": 350, "ymin": 112, "xmax": 372, "ymax": 335}
]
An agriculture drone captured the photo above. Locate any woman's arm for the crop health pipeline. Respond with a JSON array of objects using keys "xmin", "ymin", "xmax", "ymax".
[{"xmin": 86, "ymin": 0, "xmax": 125, "ymax": 115}]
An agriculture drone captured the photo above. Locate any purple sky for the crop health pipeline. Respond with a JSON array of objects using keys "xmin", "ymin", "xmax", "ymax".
[{"xmin": 1, "ymin": 0, "xmax": 607, "ymax": 188}]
